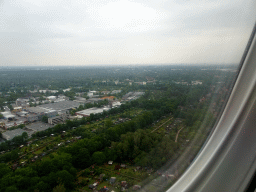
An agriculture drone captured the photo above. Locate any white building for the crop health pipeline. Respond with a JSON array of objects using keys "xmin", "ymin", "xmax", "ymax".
[
  {"xmin": 63, "ymin": 88, "xmax": 71, "ymax": 92},
  {"xmin": 75, "ymin": 107, "xmax": 110, "ymax": 117},
  {"xmin": 87, "ymin": 92, "xmax": 93, "ymax": 98},
  {"xmin": 112, "ymin": 101, "xmax": 122, "ymax": 108},
  {"xmin": 47, "ymin": 96, "xmax": 57, "ymax": 101}
]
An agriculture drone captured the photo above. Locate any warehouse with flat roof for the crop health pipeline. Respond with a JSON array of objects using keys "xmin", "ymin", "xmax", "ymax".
[
  {"xmin": 39, "ymin": 100, "xmax": 80, "ymax": 112},
  {"xmin": 2, "ymin": 129, "xmax": 27, "ymax": 140},
  {"xmin": 26, "ymin": 100, "xmax": 80, "ymax": 115},
  {"xmin": 26, "ymin": 122, "xmax": 54, "ymax": 132},
  {"xmin": 0, "ymin": 112, "xmax": 16, "ymax": 120},
  {"xmin": 75, "ymin": 107, "xmax": 110, "ymax": 117}
]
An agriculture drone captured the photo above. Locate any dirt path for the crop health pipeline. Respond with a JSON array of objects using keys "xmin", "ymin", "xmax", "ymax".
[
  {"xmin": 151, "ymin": 117, "xmax": 173, "ymax": 133},
  {"xmin": 175, "ymin": 127, "xmax": 184, "ymax": 142}
]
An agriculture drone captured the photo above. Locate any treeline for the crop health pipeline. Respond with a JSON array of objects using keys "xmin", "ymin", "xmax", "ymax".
[{"xmin": 0, "ymin": 153, "xmax": 76, "ymax": 192}]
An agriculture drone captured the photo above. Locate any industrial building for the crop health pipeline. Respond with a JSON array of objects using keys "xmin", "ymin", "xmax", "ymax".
[
  {"xmin": 2, "ymin": 129, "xmax": 27, "ymax": 140},
  {"xmin": 26, "ymin": 106, "xmax": 50, "ymax": 114},
  {"xmin": 26, "ymin": 122, "xmax": 54, "ymax": 132},
  {"xmin": 0, "ymin": 112, "xmax": 16, "ymax": 121},
  {"xmin": 26, "ymin": 107, "xmax": 57, "ymax": 120},
  {"xmin": 75, "ymin": 107, "xmax": 110, "ymax": 117},
  {"xmin": 48, "ymin": 114, "xmax": 69, "ymax": 125},
  {"xmin": 39, "ymin": 100, "xmax": 80, "ymax": 112},
  {"xmin": 26, "ymin": 100, "xmax": 80, "ymax": 118}
]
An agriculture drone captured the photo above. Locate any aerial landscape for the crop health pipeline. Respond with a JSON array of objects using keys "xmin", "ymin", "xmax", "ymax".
[
  {"xmin": 0, "ymin": 65, "xmax": 238, "ymax": 191},
  {"xmin": 0, "ymin": 0, "xmax": 253, "ymax": 191}
]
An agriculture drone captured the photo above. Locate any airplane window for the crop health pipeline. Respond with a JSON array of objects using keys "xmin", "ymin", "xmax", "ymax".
[{"xmin": 0, "ymin": 0, "xmax": 255, "ymax": 192}]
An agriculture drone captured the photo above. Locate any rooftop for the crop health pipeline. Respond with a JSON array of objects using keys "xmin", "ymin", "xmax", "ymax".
[
  {"xmin": 76, "ymin": 107, "xmax": 111, "ymax": 116},
  {"xmin": 101, "ymin": 96, "xmax": 115, "ymax": 100},
  {"xmin": 1, "ymin": 112, "xmax": 16, "ymax": 119},
  {"xmin": 40, "ymin": 100, "xmax": 80, "ymax": 111},
  {"xmin": 26, "ymin": 107, "xmax": 49, "ymax": 114},
  {"xmin": 26, "ymin": 122, "xmax": 54, "ymax": 132},
  {"xmin": 2, "ymin": 129, "xmax": 27, "ymax": 140},
  {"xmin": 27, "ymin": 100, "xmax": 80, "ymax": 114}
]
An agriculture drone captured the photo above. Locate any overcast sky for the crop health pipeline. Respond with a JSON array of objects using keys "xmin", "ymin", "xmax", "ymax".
[{"xmin": 0, "ymin": 0, "xmax": 255, "ymax": 66}]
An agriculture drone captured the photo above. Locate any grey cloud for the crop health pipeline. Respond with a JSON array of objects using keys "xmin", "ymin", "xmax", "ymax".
[
  {"xmin": 178, "ymin": 4, "xmax": 255, "ymax": 30},
  {"xmin": 0, "ymin": 0, "xmax": 255, "ymax": 66},
  {"xmin": 158, "ymin": 0, "xmax": 256, "ymax": 41}
]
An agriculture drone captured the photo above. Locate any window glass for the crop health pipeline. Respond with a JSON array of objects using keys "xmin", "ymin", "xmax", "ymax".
[{"xmin": 0, "ymin": 0, "xmax": 255, "ymax": 191}]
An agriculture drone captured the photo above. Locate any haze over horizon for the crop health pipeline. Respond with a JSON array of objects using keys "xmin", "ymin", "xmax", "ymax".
[{"xmin": 0, "ymin": 0, "xmax": 255, "ymax": 67}]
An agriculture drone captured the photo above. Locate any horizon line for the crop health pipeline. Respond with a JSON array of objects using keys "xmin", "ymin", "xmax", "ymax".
[{"xmin": 0, "ymin": 63, "xmax": 238, "ymax": 68}]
